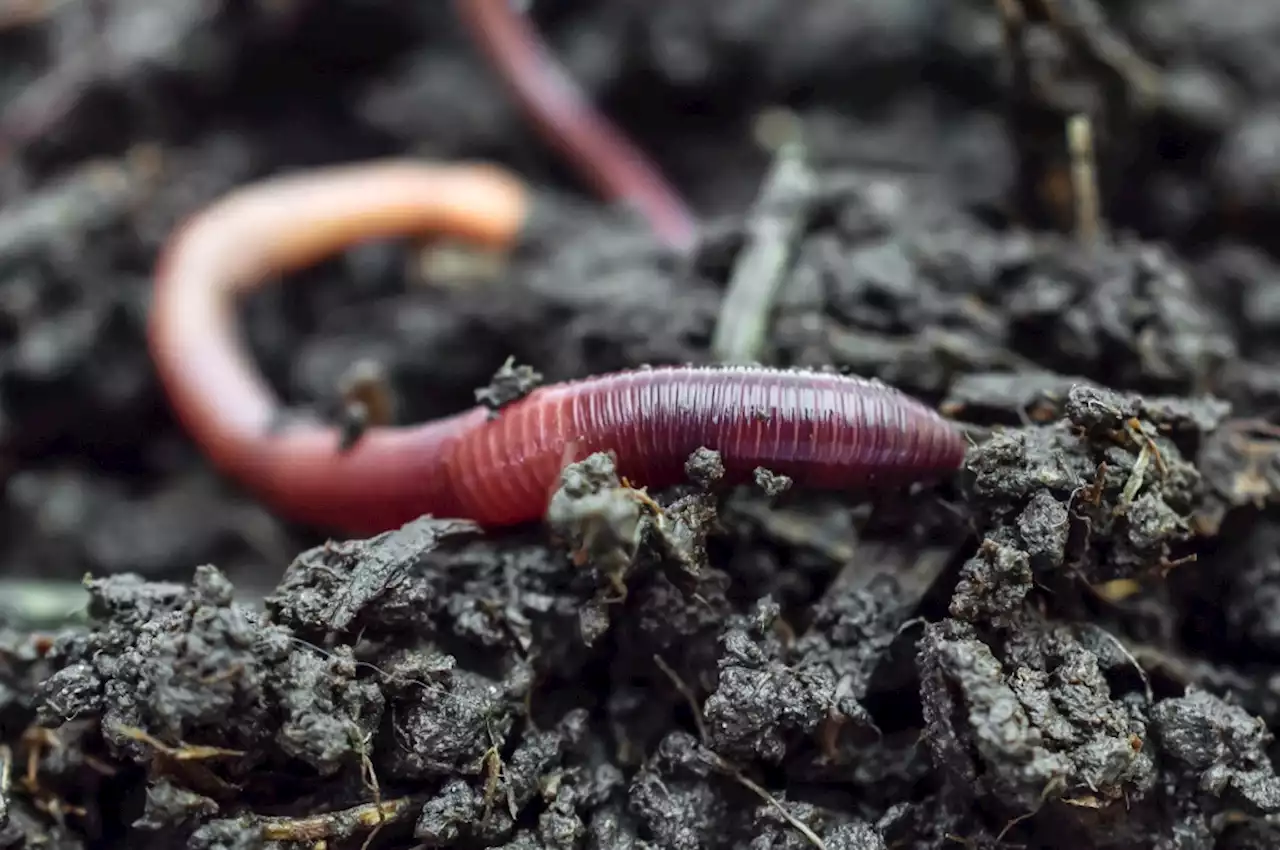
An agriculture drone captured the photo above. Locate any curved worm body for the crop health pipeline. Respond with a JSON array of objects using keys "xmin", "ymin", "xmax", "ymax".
[
  {"xmin": 438, "ymin": 365, "xmax": 966, "ymax": 527},
  {"xmin": 149, "ymin": 160, "xmax": 965, "ymax": 536}
]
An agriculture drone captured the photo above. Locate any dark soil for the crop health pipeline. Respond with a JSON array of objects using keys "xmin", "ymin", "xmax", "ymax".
[{"xmin": 4, "ymin": 0, "xmax": 1280, "ymax": 848}]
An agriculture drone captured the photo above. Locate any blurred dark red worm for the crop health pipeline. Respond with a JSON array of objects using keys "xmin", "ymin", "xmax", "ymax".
[
  {"xmin": 148, "ymin": 160, "xmax": 965, "ymax": 535},
  {"xmin": 453, "ymin": 0, "xmax": 697, "ymax": 251}
]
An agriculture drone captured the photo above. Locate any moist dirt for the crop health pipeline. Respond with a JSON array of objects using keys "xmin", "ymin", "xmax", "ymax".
[{"xmin": 4, "ymin": 1, "xmax": 1280, "ymax": 848}]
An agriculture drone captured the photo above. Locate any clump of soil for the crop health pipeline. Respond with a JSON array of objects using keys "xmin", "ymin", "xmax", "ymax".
[{"xmin": 5, "ymin": 1, "xmax": 1280, "ymax": 848}]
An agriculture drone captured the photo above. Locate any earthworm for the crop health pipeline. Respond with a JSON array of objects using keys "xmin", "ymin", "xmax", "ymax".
[
  {"xmin": 453, "ymin": 0, "xmax": 697, "ymax": 250},
  {"xmin": 149, "ymin": 159, "xmax": 965, "ymax": 535}
]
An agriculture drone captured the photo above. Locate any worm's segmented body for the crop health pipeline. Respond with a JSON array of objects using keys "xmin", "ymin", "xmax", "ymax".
[{"xmin": 441, "ymin": 365, "xmax": 965, "ymax": 526}]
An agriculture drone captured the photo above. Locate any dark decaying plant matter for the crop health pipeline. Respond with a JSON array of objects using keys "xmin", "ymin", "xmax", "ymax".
[{"xmin": 4, "ymin": 1, "xmax": 1280, "ymax": 848}]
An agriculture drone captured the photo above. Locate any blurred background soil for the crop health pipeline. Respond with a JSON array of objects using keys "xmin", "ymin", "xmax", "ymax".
[{"xmin": 4, "ymin": 0, "xmax": 1280, "ymax": 848}]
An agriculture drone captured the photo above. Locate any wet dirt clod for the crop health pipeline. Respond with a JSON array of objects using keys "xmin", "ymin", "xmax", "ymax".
[{"xmin": 8, "ymin": 0, "xmax": 1280, "ymax": 848}]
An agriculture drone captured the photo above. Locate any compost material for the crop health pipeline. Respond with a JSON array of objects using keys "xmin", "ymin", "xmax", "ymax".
[{"xmin": 4, "ymin": 1, "xmax": 1280, "ymax": 848}]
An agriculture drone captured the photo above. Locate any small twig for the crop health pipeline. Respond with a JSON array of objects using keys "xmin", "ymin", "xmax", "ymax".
[
  {"xmin": 1066, "ymin": 113, "xmax": 1101, "ymax": 242},
  {"xmin": 1117, "ymin": 440, "xmax": 1151, "ymax": 509},
  {"xmin": 259, "ymin": 797, "xmax": 418, "ymax": 843},
  {"xmin": 355, "ymin": 733, "xmax": 386, "ymax": 850},
  {"xmin": 711, "ymin": 140, "xmax": 814, "ymax": 363},
  {"xmin": 112, "ymin": 725, "xmax": 245, "ymax": 761},
  {"xmin": 1126, "ymin": 418, "xmax": 1167, "ymax": 476},
  {"xmin": 1083, "ymin": 624, "xmax": 1153, "ymax": 704},
  {"xmin": 653, "ymin": 654, "xmax": 709, "ymax": 744},
  {"xmin": 703, "ymin": 749, "xmax": 826, "ymax": 850},
  {"xmin": 644, "ymin": 674, "xmax": 826, "ymax": 848}
]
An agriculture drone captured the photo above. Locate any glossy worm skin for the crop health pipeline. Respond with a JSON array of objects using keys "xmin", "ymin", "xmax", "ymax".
[
  {"xmin": 453, "ymin": 0, "xmax": 696, "ymax": 251},
  {"xmin": 440, "ymin": 365, "xmax": 967, "ymax": 527},
  {"xmin": 149, "ymin": 160, "xmax": 965, "ymax": 536}
]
